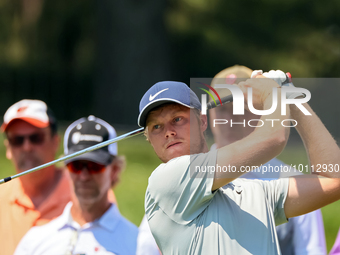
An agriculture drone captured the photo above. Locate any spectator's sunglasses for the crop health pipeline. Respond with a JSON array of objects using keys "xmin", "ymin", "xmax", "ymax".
[
  {"xmin": 7, "ymin": 132, "xmax": 45, "ymax": 147},
  {"xmin": 67, "ymin": 161, "xmax": 106, "ymax": 174}
]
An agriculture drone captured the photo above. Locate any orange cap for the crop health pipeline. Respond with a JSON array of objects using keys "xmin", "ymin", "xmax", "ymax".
[{"xmin": 1, "ymin": 99, "xmax": 51, "ymax": 132}]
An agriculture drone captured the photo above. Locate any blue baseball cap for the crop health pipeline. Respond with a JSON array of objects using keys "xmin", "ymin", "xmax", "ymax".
[{"xmin": 138, "ymin": 81, "xmax": 201, "ymax": 127}]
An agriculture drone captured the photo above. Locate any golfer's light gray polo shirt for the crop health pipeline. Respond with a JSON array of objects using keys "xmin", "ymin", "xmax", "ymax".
[{"xmin": 145, "ymin": 150, "xmax": 289, "ymax": 255}]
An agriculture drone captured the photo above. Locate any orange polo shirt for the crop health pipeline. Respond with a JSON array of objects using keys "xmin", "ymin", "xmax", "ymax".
[{"xmin": 0, "ymin": 170, "xmax": 71, "ymax": 255}]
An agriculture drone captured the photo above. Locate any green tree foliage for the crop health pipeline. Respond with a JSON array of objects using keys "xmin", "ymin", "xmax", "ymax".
[
  {"xmin": 166, "ymin": 0, "xmax": 340, "ymax": 79},
  {"xmin": 0, "ymin": 0, "xmax": 339, "ymax": 126}
]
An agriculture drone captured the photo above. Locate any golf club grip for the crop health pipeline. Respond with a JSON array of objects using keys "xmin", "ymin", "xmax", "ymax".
[{"xmin": 207, "ymin": 94, "xmax": 233, "ymax": 110}]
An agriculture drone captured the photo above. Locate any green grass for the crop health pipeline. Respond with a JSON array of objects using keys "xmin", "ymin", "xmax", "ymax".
[
  {"xmin": 0, "ymin": 133, "xmax": 339, "ymax": 252},
  {"xmin": 112, "ymin": 134, "xmax": 161, "ymax": 224}
]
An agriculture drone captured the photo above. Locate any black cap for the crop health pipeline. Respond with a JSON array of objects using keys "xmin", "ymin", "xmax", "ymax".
[{"xmin": 64, "ymin": 115, "xmax": 117, "ymax": 165}]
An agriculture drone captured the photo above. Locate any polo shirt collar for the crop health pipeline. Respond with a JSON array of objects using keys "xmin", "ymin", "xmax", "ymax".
[
  {"xmin": 58, "ymin": 202, "xmax": 122, "ymax": 233},
  {"xmin": 97, "ymin": 203, "xmax": 121, "ymax": 232},
  {"xmin": 9, "ymin": 179, "xmax": 35, "ymax": 209},
  {"xmin": 9, "ymin": 170, "xmax": 71, "ymax": 212},
  {"xmin": 58, "ymin": 202, "xmax": 75, "ymax": 230}
]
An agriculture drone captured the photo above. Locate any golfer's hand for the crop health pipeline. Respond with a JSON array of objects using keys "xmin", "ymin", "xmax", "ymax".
[
  {"xmin": 237, "ymin": 76, "xmax": 280, "ymax": 111},
  {"xmin": 252, "ymin": 69, "xmax": 305, "ymax": 99},
  {"xmin": 251, "ymin": 70, "xmax": 287, "ymax": 86}
]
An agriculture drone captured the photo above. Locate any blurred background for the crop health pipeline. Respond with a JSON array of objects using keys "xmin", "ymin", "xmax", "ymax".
[
  {"xmin": 0, "ymin": 0, "xmax": 340, "ymax": 252},
  {"xmin": 0, "ymin": 0, "xmax": 339, "ymax": 125}
]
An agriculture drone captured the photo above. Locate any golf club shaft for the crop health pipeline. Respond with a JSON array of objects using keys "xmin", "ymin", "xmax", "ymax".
[
  {"xmin": 0, "ymin": 127, "xmax": 145, "ymax": 184},
  {"xmin": 0, "ymin": 94, "xmax": 233, "ymax": 185},
  {"xmin": 207, "ymin": 94, "xmax": 233, "ymax": 110}
]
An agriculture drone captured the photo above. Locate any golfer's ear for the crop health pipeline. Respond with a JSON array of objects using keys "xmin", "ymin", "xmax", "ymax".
[
  {"xmin": 200, "ymin": 114, "xmax": 208, "ymax": 132},
  {"xmin": 4, "ymin": 139, "xmax": 12, "ymax": 160}
]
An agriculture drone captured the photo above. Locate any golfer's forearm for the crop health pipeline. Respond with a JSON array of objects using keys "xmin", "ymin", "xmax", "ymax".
[
  {"xmin": 250, "ymin": 95, "xmax": 290, "ymax": 157},
  {"xmin": 291, "ymin": 103, "xmax": 340, "ymax": 178},
  {"xmin": 284, "ymin": 105, "xmax": 340, "ymax": 218},
  {"xmin": 213, "ymin": 126, "xmax": 287, "ymax": 190},
  {"xmin": 214, "ymin": 102, "xmax": 288, "ymax": 187}
]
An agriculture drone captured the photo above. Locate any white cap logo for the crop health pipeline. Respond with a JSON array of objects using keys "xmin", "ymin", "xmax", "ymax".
[
  {"xmin": 149, "ymin": 88, "xmax": 169, "ymax": 101},
  {"xmin": 71, "ymin": 131, "xmax": 103, "ymax": 144},
  {"xmin": 72, "ymin": 132, "xmax": 81, "ymax": 144}
]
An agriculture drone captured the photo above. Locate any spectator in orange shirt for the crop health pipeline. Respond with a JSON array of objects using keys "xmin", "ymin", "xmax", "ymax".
[{"xmin": 0, "ymin": 99, "xmax": 72, "ymax": 255}]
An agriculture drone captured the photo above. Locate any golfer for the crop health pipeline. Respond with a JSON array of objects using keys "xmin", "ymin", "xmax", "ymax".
[
  {"xmin": 209, "ymin": 65, "xmax": 326, "ymax": 255},
  {"xmin": 138, "ymin": 78, "xmax": 340, "ymax": 255}
]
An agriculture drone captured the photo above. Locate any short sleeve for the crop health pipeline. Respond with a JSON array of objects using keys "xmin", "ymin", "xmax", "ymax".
[
  {"xmin": 261, "ymin": 178, "xmax": 289, "ymax": 226},
  {"xmin": 145, "ymin": 150, "xmax": 217, "ymax": 225}
]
